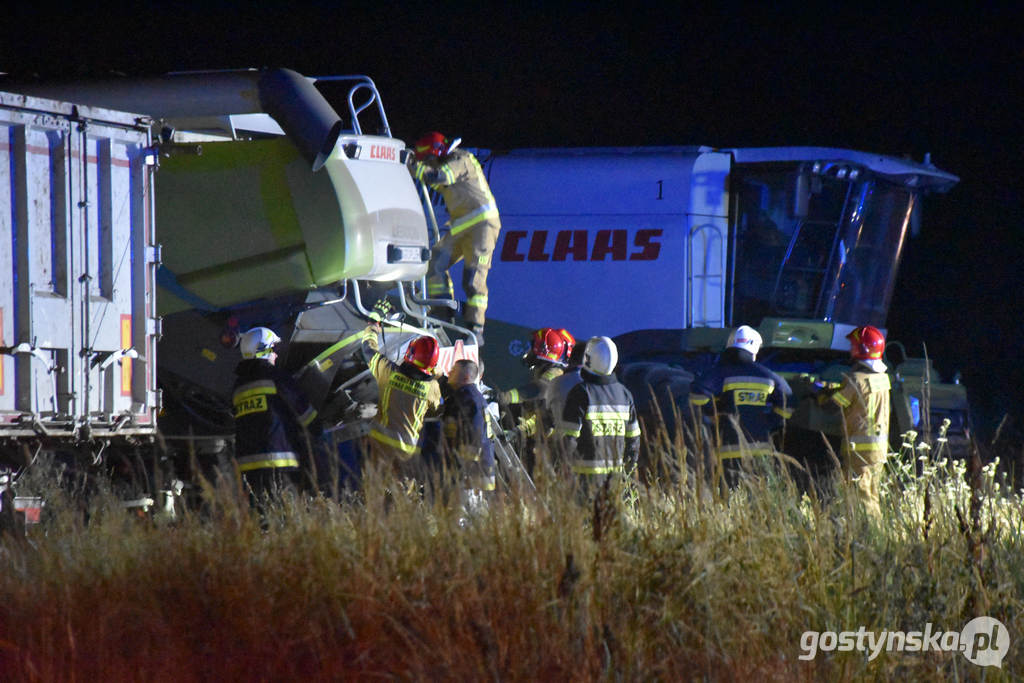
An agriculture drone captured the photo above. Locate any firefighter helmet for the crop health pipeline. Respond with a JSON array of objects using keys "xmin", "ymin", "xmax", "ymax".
[
  {"xmin": 556, "ymin": 328, "xmax": 576, "ymax": 364},
  {"xmin": 728, "ymin": 325, "xmax": 763, "ymax": 358},
  {"xmin": 531, "ymin": 328, "xmax": 566, "ymax": 364},
  {"xmin": 847, "ymin": 325, "xmax": 885, "ymax": 360},
  {"xmin": 414, "ymin": 131, "xmax": 449, "ymax": 161},
  {"xmin": 404, "ymin": 336, "xmax": 440, "ymax": 372},
  {"xmin": 583, "ymin": 336, "xmax": 618, "ymax": 376},
  {"xmin": 240, "ymin": 327, "xmax": 281, "ymax": 359}
]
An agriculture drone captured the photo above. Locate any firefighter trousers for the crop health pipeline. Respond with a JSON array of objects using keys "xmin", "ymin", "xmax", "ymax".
[
  {"xmin": 842, "ymin": 446, "xmax": 886, "ymax": 520},
  {"xmin": 427, "ymin": 220, "xmax": 500, "ymax": 327}
]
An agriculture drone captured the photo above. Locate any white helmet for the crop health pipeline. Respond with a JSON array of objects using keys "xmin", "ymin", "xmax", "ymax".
[
  {"xmin": 728, "ymin": 325, "xmax": 762, "ymax": 358},
  {"xmin": 240, "ymin": 327, "xmax": 281, "ymax": 359},
  {"xmin": 583, "ymin": 336, "xmax": 618, "ymax": 376}
]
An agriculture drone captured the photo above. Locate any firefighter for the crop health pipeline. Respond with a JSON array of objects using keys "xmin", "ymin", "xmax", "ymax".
[
  {"xmin": 363, "ymin": 316, "xmax": 443, "ymax": 483},
  {"xmin": 442, "ymin": 359, "xmax": 496, "ymax": 511},
  {"xmin": 497, "ymin": 328, "xmax": 567, "ymax": 409},
  {"xmin": 232, "ymin": 327, "xmax": 321, "ymax": 505},
  {"xmin": 688, "ymin": 325, "xmax": 793, "ymax": 481},
  {"xmin": 496, "ymin": 328, "xmax": 567, "ymax": 471},
  {"xmin": 561, "ymin": 336, "xmax": 641, "ymax": 487},
  {"xmin": 545, "ymin": 329, "xmax": 584, "ymax": 436},
  {"xmin": 411, "ymin": 132, "xmax": 500, "ymax": 344},
  {"xmin": 805, "ymin": 325, "xmax": 891, "ymax": 519}
]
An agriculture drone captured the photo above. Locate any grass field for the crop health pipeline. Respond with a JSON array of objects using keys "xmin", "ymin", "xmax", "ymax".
[{"xmin": 0, "ymin": 430, "xmax": 1021, "ymax": 681}]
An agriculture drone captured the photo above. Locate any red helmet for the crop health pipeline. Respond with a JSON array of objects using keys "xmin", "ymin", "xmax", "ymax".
[
  {"xmin": 531, "ymin": 328, "xmax": 566, "ymax": 364},
  {"xmin": 556, "ymin": 328, "xmax": 576, "ymax": 363},
  {"xmin": 404, "ymin": 336, "xmax": 440, "ymax": 371},
  {"xmin": 847, "ymin": 325, "xmax": 885, "ymax": 360},
  {"xmin": 414, "ymin": 131, "xmax": 448, "ymax": 161}
]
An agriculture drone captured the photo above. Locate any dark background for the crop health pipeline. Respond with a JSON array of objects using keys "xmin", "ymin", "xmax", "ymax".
[{"xmin": 2, "ymin": 4, "xmax": 1021, "ymax": 439}]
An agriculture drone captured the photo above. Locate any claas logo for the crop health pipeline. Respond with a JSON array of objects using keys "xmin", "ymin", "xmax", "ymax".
[{"xmin": 500, "ymin": 229, "xmax": 662, "ymax": 262}]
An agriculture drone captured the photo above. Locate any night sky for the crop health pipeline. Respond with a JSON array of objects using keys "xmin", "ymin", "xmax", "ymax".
[{"xmin": 2, "ymin": 4, "xmax": 1021, "ymax": 436}]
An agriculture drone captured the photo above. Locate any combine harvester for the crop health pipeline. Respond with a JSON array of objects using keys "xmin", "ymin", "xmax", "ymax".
[
  {"xmin": 432, "ymin": 146, "xmax": 968, "ymax": 451},
  {"xmin": 0, "ymin": 69, "xmax": 476, "ymax": 516}
]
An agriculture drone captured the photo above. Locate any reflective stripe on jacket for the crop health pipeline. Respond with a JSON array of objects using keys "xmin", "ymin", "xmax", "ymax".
[
  {"xmin": 498, "ymin": 364, "xmax": 563, "ymax": 406},
  {"xmin": 562, "ymin": 370, "xmax": 640, "ymax": 474},
  {"xmin": 365, "ymin": 332, "xmax": 442, "ymax": 460},
  {"xmin": 831, "ymin": 366, "xmax": 891, "ymax": 463},
  {"xmin": 689, "ymin": 348, "xmax": 793, "ymax": 448},
  {"xmin": 236, "ymin": 452, "xmax": 300, "ymax": 472},
  {"xmin": 413, "ymin": 149, "xmax": 500, "ymax": 236},
  {"xmin": 233, "ymin": 359, "xmax": 319, "ymax": 472}
]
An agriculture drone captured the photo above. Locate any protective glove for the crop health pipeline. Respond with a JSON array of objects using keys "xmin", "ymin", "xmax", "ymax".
[{"xmin": 368, "ymin": 298, "xmax": 393, "ymax": 323}]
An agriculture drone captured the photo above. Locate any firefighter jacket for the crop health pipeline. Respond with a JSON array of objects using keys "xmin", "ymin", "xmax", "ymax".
[
  {"xmin": 545, "ymin": 366, "xmax": 583, "ymax": 435},
  {"xmin": 562, "ymin": 370, "xmax": 641, "ymax": 475},
  {"xmin": 688, "ymin": 348, "xmax": 793, "ymax": 458},
  {"xmin": 412, "ymin": 149, "xmax": 500, "ymax": 237},
  {"xmin": 498, "ymin": 362, "xmax": 564, "ymax": 437},
  {"xmin": 364, "ymin": 331, "xmax": 442, "ymax": 460},
  {"xmin": 498, "ymin": 362, "xmax": 564, "ymax": 406},
  {"xmin": 826, "ymin": 362, "xmax": 891, "ymax": 464},
  {"xmin": 442, "ymin": 383, "xmax": 496, "ymax": 491},
  {"xmin": 233, "ymin": 359, "xmax": 319, "ymax": 473}
]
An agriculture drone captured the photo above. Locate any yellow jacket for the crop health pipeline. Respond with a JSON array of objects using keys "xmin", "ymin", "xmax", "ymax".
[
  {"xmin": 365, "ymin": 331, "xmax": 442, "ymax": 460},
  {"xmin": 829, "ymin": 366, "xmax": 891, "ymax": 462},
  {"xmin": 412, "ymin": 149, "xmax": 500, "ymax": 236}
]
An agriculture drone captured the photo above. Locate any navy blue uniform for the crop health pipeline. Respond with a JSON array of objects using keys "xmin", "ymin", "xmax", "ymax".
[
  {"xmin": 562, "ymin": 370, "xmax": 641, "ymax": 477},
  {"xmin": 233, "ymin": 358, "xmax": 320, "ymax": 495},
  {"xmin": 688, "ymin": 348, "xmax": 793, "ymax": 458},
  {"xmin": 443, "ymin": 384, "xmax": 496, "ymax": 491}
]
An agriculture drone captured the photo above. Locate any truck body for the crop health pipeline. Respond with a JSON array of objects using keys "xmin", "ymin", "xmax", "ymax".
[
  {"xmin": 433, "ymin": 145, "xmax": 966, "ymax": 442},
  {"xmin": 0, "ymin": 91, "xmax": 159, "ymax": 445},
  {"xmin": 0, "ymin": 69, "xmax": 460, "ymax": 486}
]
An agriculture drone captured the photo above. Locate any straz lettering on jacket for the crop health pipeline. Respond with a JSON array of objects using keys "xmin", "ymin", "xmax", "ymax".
[
  {"xmin": 585, "ymin": 406, "xmax": 632, "ymax": 438},
  {"xmin": 369, "ymin": 144, "xmax": 396, "ymax": 161},
  {"xmin": 389, "ymin": 372, "xmax": 430, "ymax": 399},
  {"xmin": 589, "ymin": 419, "xmax": 627, "ymax": 437},
  {"xmin": 234, "ymin": 395, "xmax": 268, "ymax": 417},
  {"xmin": 724, "ymin": 380, "xmax": 772, "ymax": 407},
  {"xmin": 500, "ymin": 229, "xmax": 662, "ymax": 262}
]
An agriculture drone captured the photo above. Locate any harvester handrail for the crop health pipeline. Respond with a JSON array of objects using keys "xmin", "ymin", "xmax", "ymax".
[{"xmin": 312, "ymin": 74, "xmax": 391, "ymax": 137}]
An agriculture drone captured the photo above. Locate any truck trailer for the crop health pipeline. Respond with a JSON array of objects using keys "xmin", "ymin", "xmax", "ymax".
[
  {"xmin": 0, "ymin": 69, "xmax": 468, "ymax": 511},
  {"xmin": 0, "ymin": 91, "xmax": 159, "ymax": 448}
]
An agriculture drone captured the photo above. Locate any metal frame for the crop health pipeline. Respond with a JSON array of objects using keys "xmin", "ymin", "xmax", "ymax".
[{"xmin": 311, "ymin": 75, "xmax": 391, "ymax": 137}]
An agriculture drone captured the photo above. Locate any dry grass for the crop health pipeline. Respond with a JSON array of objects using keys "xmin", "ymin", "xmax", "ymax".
[{"xmin": 1, "ymin": 430, "xmax": 1022, "ymax": 681}]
